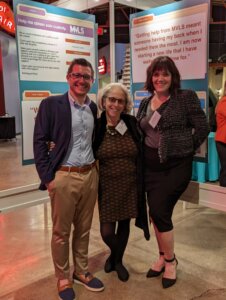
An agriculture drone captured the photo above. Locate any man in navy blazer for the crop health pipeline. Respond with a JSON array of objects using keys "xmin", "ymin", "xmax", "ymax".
[{"xmin": 33, "ymin": 58, "xmax": 104, "ymax": 300}]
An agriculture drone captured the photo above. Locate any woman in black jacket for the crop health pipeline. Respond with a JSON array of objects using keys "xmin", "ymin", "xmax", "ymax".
[
  {"xmin": 93, "ymin": 83, "xmax": 150, "ymax": 282},
  {"xmin": 137, "ymin": 56, "xmax": 209, "ymax": 288}
]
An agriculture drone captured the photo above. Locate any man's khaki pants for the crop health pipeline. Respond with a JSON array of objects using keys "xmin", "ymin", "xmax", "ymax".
[{"xmin": 48, "ymin": 167, "xmax": 98, "ymax": 280}]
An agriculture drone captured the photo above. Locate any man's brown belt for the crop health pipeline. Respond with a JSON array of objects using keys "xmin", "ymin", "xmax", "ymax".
[{"xmin": 59, "ymin": 161, "xmax": 96, "ymax": 173}]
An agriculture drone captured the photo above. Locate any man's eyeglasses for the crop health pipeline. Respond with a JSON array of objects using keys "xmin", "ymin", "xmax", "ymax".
[
  {"xmin": 107, "ymin": 96, "xmax": 126, "ymax": 105},
  {"xmin": 69, "ymin": 72, "xmax": 93, "ymax": 81}
]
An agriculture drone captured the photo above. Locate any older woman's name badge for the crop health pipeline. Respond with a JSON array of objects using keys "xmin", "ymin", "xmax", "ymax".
[
  {"xmin": 115, "ymin": 120, "xmax": 127, "ymax": 135},
  {"xmin": 149, "ymin": 111, "xmax": 161, "ymax": 128}
]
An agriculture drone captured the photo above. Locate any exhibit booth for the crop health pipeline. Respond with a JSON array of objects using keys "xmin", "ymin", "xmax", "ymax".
[{"xmin": 0, "ymin": 0, "xmax": 226, "ymax": 213}]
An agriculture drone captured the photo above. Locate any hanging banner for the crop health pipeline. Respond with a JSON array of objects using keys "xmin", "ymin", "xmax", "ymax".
[
  {"xmin": 130, "ymin": 0, "xmax": 210, "ymax": 161},
  {"xmin": 14, "ymin": 0, "xmax": 98, "ymax": 164}
]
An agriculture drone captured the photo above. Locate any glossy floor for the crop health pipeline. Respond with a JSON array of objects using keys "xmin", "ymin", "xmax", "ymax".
[{"xmin": 0, "ymin": 137, "xmax": 226, "ymax": 300}]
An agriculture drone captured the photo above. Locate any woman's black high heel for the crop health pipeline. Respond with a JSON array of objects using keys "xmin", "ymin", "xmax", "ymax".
[
  {"xmin": 162, "ymin": 255, "xmax": 178, "ymax": 288},
  {"xmin": 146, "ymin": 266, "xmax": 165, "ymax": 277},
  {"xmin": 146, "ymin": 252, "xmax": 165, "ymax": 278}
]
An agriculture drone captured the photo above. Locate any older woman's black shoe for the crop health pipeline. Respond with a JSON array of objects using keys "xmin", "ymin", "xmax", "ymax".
[
  {"xmin": 115, "ymin": 263, "xmax": 129, "ymax": 282},
  {"xmin": 104, "ymin": 257, "xmax": 115, "ymax": 273}
]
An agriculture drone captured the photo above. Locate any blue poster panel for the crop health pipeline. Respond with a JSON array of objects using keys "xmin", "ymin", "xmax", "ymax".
[
  {"xmin": 14, "ymin": 0, "xmax": 98, "ymax": 164},
  {"xmin": 130, "ymin": 0, "xmax": 210, "ymax": 161}
]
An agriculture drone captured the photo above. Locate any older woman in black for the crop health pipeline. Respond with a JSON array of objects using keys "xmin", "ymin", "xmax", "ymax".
[
  {"xmin": 137, "ymin": 56, "xmax": 209, "ymax": 288},
  {"xmin": 94, "ymin": 83, "xmax": 150, "ymax": 282}
]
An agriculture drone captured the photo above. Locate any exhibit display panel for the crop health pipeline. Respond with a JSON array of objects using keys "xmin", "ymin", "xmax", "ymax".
[
  {"xmin": 130, "ymin": 0, "xmax": 210, "ymax": 162},
  {"xmin": 14, "ymin": 0, "xmax": 98, "ymax": 164}
]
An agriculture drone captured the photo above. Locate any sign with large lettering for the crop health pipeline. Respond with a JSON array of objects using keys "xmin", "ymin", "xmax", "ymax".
[{"xmin": 0, "ymin": 1, "xmax": 15, "ymax": 35}]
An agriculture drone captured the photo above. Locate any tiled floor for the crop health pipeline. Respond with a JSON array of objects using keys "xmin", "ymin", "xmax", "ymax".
[{"xmin": 0, "ymin": 136, "xmax": 226, "ymax": 300}]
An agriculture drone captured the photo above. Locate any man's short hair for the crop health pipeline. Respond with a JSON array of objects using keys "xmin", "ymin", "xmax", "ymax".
[{"xmin": 67, "ymin": 58, "xmax": 94, "ymax": 77}]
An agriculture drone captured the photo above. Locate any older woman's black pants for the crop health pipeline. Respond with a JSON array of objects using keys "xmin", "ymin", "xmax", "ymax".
[{"xmin": 100, "ymin": 219, "xmax": 130, "ymax": 263}]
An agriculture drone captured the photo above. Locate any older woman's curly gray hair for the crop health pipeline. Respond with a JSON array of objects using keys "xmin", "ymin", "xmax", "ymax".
[{"xmin": 97, "ymin": 82, "xmax": 133, "ymax": 113}]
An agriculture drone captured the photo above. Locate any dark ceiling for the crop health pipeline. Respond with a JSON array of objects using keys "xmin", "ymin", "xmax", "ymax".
[
  {"xmin": 3, "ymin": 0, "xmax": 226, "ymax": 50},
  {"xmin": 84, "ymin": 3, "xmax": 142, "ymax": 48}
]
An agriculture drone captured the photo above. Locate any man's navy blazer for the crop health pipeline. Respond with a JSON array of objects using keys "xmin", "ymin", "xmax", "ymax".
[{"xmin": 33, "ymin": 92, "xmax": 97, "ymax": 190}]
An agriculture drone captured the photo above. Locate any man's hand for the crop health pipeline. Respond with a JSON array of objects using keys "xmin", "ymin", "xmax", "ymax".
[{"xmin": 45, "ymin": 180, "xmax": 55, "ymax": 192}]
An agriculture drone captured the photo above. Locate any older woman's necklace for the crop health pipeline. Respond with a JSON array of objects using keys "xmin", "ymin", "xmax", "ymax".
[
  {"xmin": 106, "ymin": 117, "xmax": 121, "ymax": 135},
  {"xmin": 106, "ymin": 124, "xmax": 118, "ymax": 136}
]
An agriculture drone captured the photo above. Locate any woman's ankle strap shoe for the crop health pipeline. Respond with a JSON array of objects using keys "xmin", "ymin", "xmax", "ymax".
[
  {"xmin": 162, "ymin": 277, "xmax": 177, "ymax": 289},
  {"xmin": 146, "ymin": 266, "xmax": 165, "ymax": 278},
  {"xmin": 164, "ymin": 255, "xmax": 177, "ymax": 263},
  {"xmin": 147, "ymin": 252, "xmax": 165, "ymax": 278},
  {"xmin": 162, "ymin": 256, "xmax": 178, "ymax": 288}
]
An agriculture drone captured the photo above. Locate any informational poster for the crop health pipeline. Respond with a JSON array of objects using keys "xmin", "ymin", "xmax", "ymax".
[
  {"xmin": 14, "ymin": 0, "xmax": 98, "ymax": 164},
  {"xmin": 131, "ymin": 5, "xmax": 207, "ymax": 82},
  {"xmin": 130, "ymin": 0, "xmax": 210, "ymax": 161}
]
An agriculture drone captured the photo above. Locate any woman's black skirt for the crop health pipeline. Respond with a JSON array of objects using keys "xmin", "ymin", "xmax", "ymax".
[{"xmin": 144, "ymin": 145, "xmax": 193, "ymax": 232}]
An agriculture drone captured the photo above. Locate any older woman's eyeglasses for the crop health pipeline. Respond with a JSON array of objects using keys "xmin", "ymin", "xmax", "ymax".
[
  {"xmin": 69, "ymin": 72, "xmax": 93, "ymax": 81},
  {"xmin": 107, "ymin": 96, "xmax": 126, "ymax": 105}
]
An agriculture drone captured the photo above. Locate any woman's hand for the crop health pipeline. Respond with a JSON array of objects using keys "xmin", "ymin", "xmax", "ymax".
[{"xmin": 47, "ymin": 141, "xmax": 56, "ymax": 151}]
